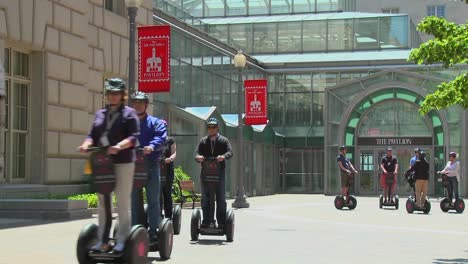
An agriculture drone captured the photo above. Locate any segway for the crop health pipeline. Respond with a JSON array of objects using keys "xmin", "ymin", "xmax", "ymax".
[
  {"xmin": 132, "ymin": 149, "xmax": 173, "ymax": 259},
  {"xmin": 438, "ymin": 172, "xmax": 465, "ymax": 213},
  {"xmin": 76, "ymin": 147, "xmax": 149, "ymax": 264},
  {"xmin": 191, "ymin": 157, "xmax": 235, "ymax": 242},
  {"xmin": 334, "ymin": 171, "xmax": 357, "ymax": 210},
  {"xmin": 160, "ymin": 158, "xmax": 182, "ymax": 235},
  {"xmin": 379, "ymin": 172, "xmax": 399, "ymax": 209},
  {"xmin": 404, "ymin": 170, "xmax": 431, "ymax": 214}
]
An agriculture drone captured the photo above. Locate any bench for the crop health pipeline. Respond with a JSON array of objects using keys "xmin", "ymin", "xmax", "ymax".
[{"xmin": 176, "ymin": 180, "xmax": 198, "ymax": 209}]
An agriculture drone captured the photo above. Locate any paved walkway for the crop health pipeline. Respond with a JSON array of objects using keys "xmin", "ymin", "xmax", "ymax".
[{"xmin": 1, "ymin": 195, "xmax": 468, "ymax": 264}]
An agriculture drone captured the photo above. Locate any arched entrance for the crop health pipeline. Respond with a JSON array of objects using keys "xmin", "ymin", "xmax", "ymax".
[
  {"xmin": 352, "ymin": 97, "xmax": 441, "ymax": 195},
  {"xmin": 324, "ymin": 69, "xmax": 455, "ymax": 196}
]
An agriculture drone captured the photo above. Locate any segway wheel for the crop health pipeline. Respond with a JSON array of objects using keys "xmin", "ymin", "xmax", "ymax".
[
  {"xmin": 172, "ymin": 205, "xmax": 182, "ymax": 235},
  {"xmin": 158, "ymin": 218, "xmax": 174, "ymax": 260},
  {"xmin": 406, "ymin": 198, "xmax": 415, "ymax": 214},
  {"xmin": 440, "ymin": 198, "xmax": 450, "ymax": 212},
  {"xmin": 334, "ymin": 195, "xmax": 345, "ymax": 210},
  {"xmin": 348, "ymin": 196, "xmax": 357, "ymax": 210},
  {"xmin": 125, "ymin": 225, "xmax": 149, "ymax": 264},
  {"xmin": 191, "ymin": 209, "xmax": 201, "ymax": 241},
  {"xmin": 454, "ymin": 198, "xmax": 465, "ymax": 213},
  {"xmin": 225, "ymin": 209, "xmax": 235, "ymax": 242},
  {"xmin": 76, "ymin": 223, "xmax": 99, "ymax": 264},
  {"xmin": 395, "ymin": 196, "xmax": 399, "ymax": 210},
  {"xmin": 423, "ymin": 199, "xmax": 431, "ymax": 214},
  {"xmin": 379, "ymin": 195, "xmax": 383, "ymax": 209}
]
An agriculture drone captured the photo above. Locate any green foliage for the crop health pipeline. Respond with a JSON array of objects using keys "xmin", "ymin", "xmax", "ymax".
[
  {"xmin": 172, "ymin": 166, "xmax": 199, "ymax": 202},
  {"xmin": 68, "ymin": 193, "xmax": 118, "ymax": 208},
  {"xmin": 69, "ymin": 193, "xmax": 99, "ymax": 208},
  {"xmin": 408, "ymin": 16, "xmax": 468, "ymax": 114}
]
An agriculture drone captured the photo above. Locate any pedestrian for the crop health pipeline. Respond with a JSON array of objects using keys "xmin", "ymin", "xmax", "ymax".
[
  {"xmin": 380, "ymin": 147, "xmax": 398, "ymax": 203},
  {"xmin": 337, "ymin": 146, "xmax": 358, "ymax": 202},
  {"xmin": 129, "ymin": 91, "xmax": 167, "ymax": 243},
  {"xmin": 195, "ymin": 117, "xmax": 233, "ymax": 229},
  {"xmin": 78, "ymin": 78, "xmax": 139, "ymax": 252},
  {"xmin": 160, "ymin": 120, "xmax": 177, "ymax": 218},
  {"xmin": 409, "ymin": 150, "xmax": 430, "ymax": 208},
  {"xmin": 437, "ymin": 152, "xmax": 461, "ymax": 205}
]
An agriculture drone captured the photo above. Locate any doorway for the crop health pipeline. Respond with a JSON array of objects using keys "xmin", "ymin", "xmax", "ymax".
[{"xmin": 356, "ymin": 147, "xmax": 432, "ymax": 196}]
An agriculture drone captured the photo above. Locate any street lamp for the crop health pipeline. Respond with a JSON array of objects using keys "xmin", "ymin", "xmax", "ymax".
[
  {"xmin": 232, "ymin": 50, "xmax": 250, "ymax": 208},
  {"xmin": 125, "ymin": 0, "xmax": 144, "ymax": 224},
  {"xmin": 125, "ymin": 0, "xmax": 142, "ymax": 96}
]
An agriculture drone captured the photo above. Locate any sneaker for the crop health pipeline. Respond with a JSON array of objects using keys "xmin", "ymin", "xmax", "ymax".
[
  {"xmin": 90, "ymin": 242, "xmax": 110, "ymax": 252},
  {"xmin": 209, "ymin": 222, "xmax": 215, "ymax": 228},
  {"xmin": 112, "ymin": 242, "xmax": 125, "ymax": 253}
]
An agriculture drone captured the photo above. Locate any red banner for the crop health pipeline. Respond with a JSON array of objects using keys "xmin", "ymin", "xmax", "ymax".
[
  {"xmin": 138, "ymin": 25, "xmax": 170, "ymax": 93},
  {"xmin": 244, "ymin": 79, "xmax": 268, "ymax": 125}
]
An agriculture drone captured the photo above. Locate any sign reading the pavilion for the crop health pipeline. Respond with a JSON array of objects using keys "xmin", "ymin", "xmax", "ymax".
[
  {"xmin": 244, "ymin": 79, "xmax": 268, "ymax": 125},
  {"xmin": 138, "ymin": 25, "xmax": 170, "ymax": 92},
  {"xmin": 357, "ymin": 137, "xmax": 433, "ymax": 146}
]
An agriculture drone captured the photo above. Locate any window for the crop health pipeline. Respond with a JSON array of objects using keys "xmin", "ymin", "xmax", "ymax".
[
  {"xmin": 382, "ymin": 8, "xmax": 399, "ymax": 14},
  {"xmin": 3, "ymin": 48, "xmax": 30, "ymax": 182},
  {"xmin": 105, "ymin": 0, "xmax": 127, "ymax": 16},
  {"xmin": 427, "ymin": 5, "xmax": 445, "ymax": 17}
]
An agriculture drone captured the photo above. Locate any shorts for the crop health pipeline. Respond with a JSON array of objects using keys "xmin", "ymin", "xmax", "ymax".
[
  {"xmin": 380, "ymin": 173, "xmax": 397, "ymax": 189},
  {"xmin": 341, "ymin": 171, "xmax": 350, "ymax": 188}
]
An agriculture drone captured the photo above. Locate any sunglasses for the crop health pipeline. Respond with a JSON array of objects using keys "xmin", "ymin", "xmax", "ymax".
[{"xmin": 207, "ymin": 126, "xmax": 218, "ymax": 129}]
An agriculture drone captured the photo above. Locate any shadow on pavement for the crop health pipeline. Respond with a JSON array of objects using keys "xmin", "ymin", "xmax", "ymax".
[
  {"xmin": 0, "ymin": 219, "xmax": 62, "ymax": 230},
  {"xmin": 433, "ymin": 258, "xmax": 468, "ymax": 263},
  {"xmin": 190, "ymin": 239, "xmax": 227, "ymax": 246},
  {"xmin": 147, "ymin": 256, "xmax": 167, "ymax": 263}
]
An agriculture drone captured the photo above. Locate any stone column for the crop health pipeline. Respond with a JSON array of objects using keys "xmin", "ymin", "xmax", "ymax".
[{"xmin": 0, "ymin": 63, "xmax": 5, "ymax": 180}]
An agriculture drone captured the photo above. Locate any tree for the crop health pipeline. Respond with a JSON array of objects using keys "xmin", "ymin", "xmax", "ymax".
[{"xmin": 408, "ymin": 16, "xmax": 467, "ymax": 114}]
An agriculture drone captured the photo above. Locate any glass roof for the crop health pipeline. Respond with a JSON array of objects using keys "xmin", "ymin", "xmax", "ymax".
[
  {"xmin": 184, "ymin": 106, "xmax": 217, "ymax": 119},
  {"xmin": 201, "ymin": 12, "xmax": 400, "ymax": 25},
  {"xmin": 253, "ymin": 50, "xmax": 412, "ymax": 64},
  {"xmin": 221, "ymin": 114, "xmax": 239, "ymax": 126}
]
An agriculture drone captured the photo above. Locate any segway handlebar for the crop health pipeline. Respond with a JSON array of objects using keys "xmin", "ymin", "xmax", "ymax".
[{"xmin": 85, "ymin": 146, "xmax": 108, "ymax": 153}]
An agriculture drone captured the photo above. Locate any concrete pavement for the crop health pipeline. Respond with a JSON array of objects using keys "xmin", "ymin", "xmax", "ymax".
[{"xmin": 1, "ymin": 194, "xmax": 468, "ymax": 264}]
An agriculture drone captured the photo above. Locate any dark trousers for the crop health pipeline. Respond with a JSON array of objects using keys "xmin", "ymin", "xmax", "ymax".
[
  {"xmin": 447, "ymin": 177, "xmax": 459, "ymax": 202},
  {"xmin": 160, "ymin": 169, "xmax": 174, "ymax": 218},
  {"xmin": 201, "ymin": 170, "xmax": 226, "ymax": 226}
]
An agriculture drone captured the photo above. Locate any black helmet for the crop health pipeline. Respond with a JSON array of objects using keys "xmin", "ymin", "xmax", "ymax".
[
  {"xmin": 104, "ymin": 78, "xmax": 126, "ymax": 92},
  {"xmin": 414, "ymin": 148, "xmax": 421, "ymax": 153},
  {"xmin": 419, "ymin": 151, "xmax": 426, "ymax": 159},
  {"xmin": 130, "ymin": 91, "xmax": 149, "ymax": 103},
  {"xmin": 206, "ymin": 117, "xmax": 219, "ymax": 127},
  {"xmin": 386, "ymin": 146, "xmax": 392, "ymax": 151},
  {"xmin": 339, "ymin": 145, "xmax": 347, "ymax": 151}
]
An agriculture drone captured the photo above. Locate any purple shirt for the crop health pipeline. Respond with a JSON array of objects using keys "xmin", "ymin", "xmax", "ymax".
[{"xmin": 87, "ymin": 105, "xmax": 140, "ymax": 163}]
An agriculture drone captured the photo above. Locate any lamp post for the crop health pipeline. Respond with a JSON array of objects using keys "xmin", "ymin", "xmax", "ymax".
[
  {"xmin": 125, "ymin": 0, "xmax": 142, "ymax": 96},
  {"xmin": 125, "ymin": 0, "xmax": 144, "ymax": 224},
  {"xmin": 232, "ymin": 50, "xmax": 250, "ymax": 208}
]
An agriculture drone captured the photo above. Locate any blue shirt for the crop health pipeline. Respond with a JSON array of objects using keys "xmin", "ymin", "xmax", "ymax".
[
  {"xmin": 138, "ymin": 114, "xmax": 167, "ymax": 161},
  {"xmin": 410, "ymin": 156, "xmax": 417, "ymax": 166},
  {"xmin": 337, "ymin": 154, "xmax": 350, "ymax": 171}
]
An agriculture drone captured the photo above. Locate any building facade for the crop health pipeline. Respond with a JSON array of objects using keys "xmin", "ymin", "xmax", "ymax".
[
  {"xmin": 0, "ymin": 0, "xmax": 155, "ymax": 197},
  {"xmin": 1, "ymin": 0, "xmax": 466, "ymax": 198}
]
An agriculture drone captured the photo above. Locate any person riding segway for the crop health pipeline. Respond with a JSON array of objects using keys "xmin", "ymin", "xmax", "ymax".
[
  {"xmin": 159, "ymin": 120, "xmax": 182, "ymax": 234},
  {"xmin": 76, "ymin": 78, "xmax": 148, "ymax": 263},
  {"xmin": 405, "ymin": 150, "xmax": 431, "ymax": 214},
  {"xmin": 438, "ymin": 152, "xmax": 464, "ymax": 213},
  {"xmin": 129, "ymin": 91, "xmax": 173, "ymax": 259},
  {"xmin": 334, "ymin": 146, "xmax": 358, "ymax": 210},
  {"xmin": 191, "ymin": 118, "xmax": 235, "ymax": 242},
  {"xmin": 379, "ymin": 147, "xmax": 399, "ymax": 209}
]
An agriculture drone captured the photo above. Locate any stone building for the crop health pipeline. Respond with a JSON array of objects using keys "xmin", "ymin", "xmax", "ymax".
[{"xmin": 0, "ymin": 0, "xmax": 155, "ymax": 197}]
